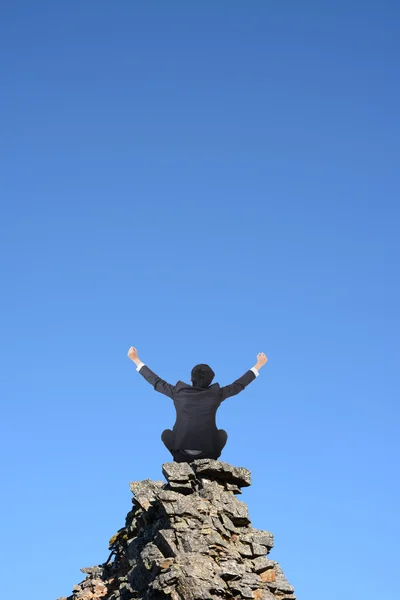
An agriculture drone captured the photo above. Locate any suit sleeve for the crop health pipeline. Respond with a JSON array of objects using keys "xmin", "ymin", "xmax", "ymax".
[
  {"xmin": 138, "ymin": 365, "xmax": 176, "ymax": 399},
  {"xmin": 220, "ymin": 370, "xmax": 257, "ymax": 401}
]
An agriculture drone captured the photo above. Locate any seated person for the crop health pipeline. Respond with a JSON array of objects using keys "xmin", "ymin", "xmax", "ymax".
[{"xmin": 128, "ymin": 347, "xmax": 268, "ymax": 463}]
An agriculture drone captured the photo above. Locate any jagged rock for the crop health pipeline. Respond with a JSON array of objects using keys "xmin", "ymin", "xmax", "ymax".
[
  {"xmin": 272, "ymin": 563, "xmax": 295, "ymax": 593},
  {"xmin": 154, "ymin": 529, "xmax": 178, "ymax": 557},
  {"xmin": 191, "ymin": 459, "xmax": 252, "ymax": 488},
  {"xmin": 218, "ymin": 558, "xmax": 247, "ymax": 580},
  {"xmin": 129, "ymin": 479, "xmax": 164, "ymax": 510},
  {"xmin": 225, "ymin": 482, "xmax": 242, "ymax": 494},
  {"xmin": 253, "ymin": 556, "xmax": 275, "ymax": 573},
  {"xmin": 254, "ymin": 591, "xmax": 276, "ymax": 600},
  {"xmin": 80, "ymin": 566, "xmax": 104, "ymax": 576},
  {"xmin": 162, "ymin": 462, "xmax": 195, "ymax": 483},
  {"xmin": 178, "ymin": 529, "xmax": 210, "ymax": 554},
  {"xmin": 240, "ymin": 528, "xmax": 274, "ymax": 552},
  {"xmin": 59, "ymin": 459, "xmax": 295, "ymax": 600},
  {"xmin": 227, "ymin": 581, "xmax": 254, "ymax": 598},
  {"xmin": 220, "ymin": 511, "xmax": 240, "ymax": 533},
  {"xmin": 139, "ymin": 542, "xmax": 165, "ymax": 570},
  {"xmin": 168, "ymin": 480, "xmax": 193, "ymax": 494},
  {"xmin": 220, "ymin": 492, "xmax": 250, "ymax": 526},
  {"xmin": 241, "ymin": 571, "xmax": 263, "ymax": 588},
  {"xmin": 211, "ymin": 515, "xmax": 230, "ymax": 538},
  {"xmin": 252, "ymin": 542, "xmax": 270, "ymax": 556}
]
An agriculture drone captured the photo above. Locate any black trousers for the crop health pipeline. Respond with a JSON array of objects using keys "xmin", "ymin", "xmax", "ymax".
[{"xmin": 161, "ymin": 428, "xmax": 228, "ymax": 463}]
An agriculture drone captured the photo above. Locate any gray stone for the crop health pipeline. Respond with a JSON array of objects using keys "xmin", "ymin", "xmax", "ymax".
[
  {"xmin": 162, "ymin": 461, "xmax": 195, "ymax": 483},
  {"xmin": 204, "ymin": 529, "xmax": 230, "ymax": 549},
  {"xmin": 274, "ymin": 562, "xmax": 295, "ymax": 593},
  {"xmin": 179, "ymin": 530, "xmax": 209, "ymax": 554},
  {"xmin": 160, "ymin": 494, "xmax": 203, "ymax": 520},
  {"xmin": 227, "ymin": 580, "xmax": 254, "ymax": 598},
  {"xmin": 80, "ymin": 566, "xmax": 103, "ymax": 576},
  {"xmin": 153, "ymin": 480, "xmax": 166, "ymax": 488},
  {"xmin": 155, "ymin": 529, "xmax": 178, "ymax": 557},
  {"xmin": 126, "ymin": 536, "xmax": 145, "ymax": 560},
  {"xmin": 198, "ymin": 478, "xmax": 223, "ymax": 503},
  {"xmin": 241, "ymin": 571, "xmax": 262, "ymax": 588},
  {"xmin": 170, "ymin": 518, "xmax": 190, "ymax": 530},
  {"xmin": 236, "ymin": 541, "xmax": 256, "ymax": 557},
  {"xmin": 220, "ymin": 512, "xmax": 239, "ymax": 533},
  {"xmin": 252, "ymin": 542, "xmax": 268, "ymax": 556},
  {"xmin": 255, "ymin": 591, "xmax": 277, "ymax": 600},
  {"xmin": 221, "ymin": 492, "xmax": 251, "ymax": 526},
  {"xmin": 168, "ymin": 480, "xmax": 194, "ymax": 494},
  {"xmin": 119, "ymin": 582, "xmax": 134, "ymax": 598},
  {"xmin": 156, "ymin": 489, "xmax": 179, "ymax": 503},
  {"xmin": 191, "ymin": 459, "xmax": 252, "ymax": 488},
  {"xmin": 179, "ymin": 554, "xmax": 227, "ymax": 596},
  {"xmin": 218, "ymin": 558, "xmax": 246, "ymax": 580},
  {"xmin": 129, "ymin": 479, "xmax": 162, "ymax": 510},
  {"xmin": 225, "ymin": 482, "xmax": 242, "ymax": 494},
  {"xmin": 211, "ymin": 515, "xmax": 229, "ymax": 538},
  {"xmin": 253, "ymin": 556, "xmax": 275, "ymax": 573},
  {"xmin": 240, "ymin": 528, "xmax": 274, "ymax": 550},
  {"xmin": 139, "ymin": 542, "xmax": 164, "ymax": 571},
  {"xmin": 151, "ymin": 566, "xmax": 180, "ymax": 589}
]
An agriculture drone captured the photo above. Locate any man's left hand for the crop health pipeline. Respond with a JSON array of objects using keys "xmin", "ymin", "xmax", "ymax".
[{"xmin": 128, "ymin": 346, "xmax": 140, "ymax": 364}]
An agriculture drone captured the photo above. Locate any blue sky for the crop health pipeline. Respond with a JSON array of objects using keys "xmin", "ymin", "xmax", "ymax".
[{"xmin": 0, "ymin": 1, "xmax": 399, "ymax": 599}]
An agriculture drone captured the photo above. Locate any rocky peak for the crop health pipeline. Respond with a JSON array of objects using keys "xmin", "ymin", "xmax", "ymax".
[{"xmin": 58, "ymin": 459, "xmax": 295, "ymax": 600}]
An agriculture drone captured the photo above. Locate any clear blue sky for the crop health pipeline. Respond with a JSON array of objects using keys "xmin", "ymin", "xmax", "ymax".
[{"xmin": 0, "ymin": 1, "xmax": 399, "ymax": 599}]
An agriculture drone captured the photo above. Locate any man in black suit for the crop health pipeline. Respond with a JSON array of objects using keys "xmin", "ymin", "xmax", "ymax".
[{"xmin": 127, "ymin": 347, "xmax": 268, "ymax": 463}]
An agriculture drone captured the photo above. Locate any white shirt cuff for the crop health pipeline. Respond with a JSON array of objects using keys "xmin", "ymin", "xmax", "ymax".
[
  {"xmin": 250, "ymin": 366, "xmax": 259, "ymax": 377},
  {"xmin": 136, "ymin": 362, "xmax": 145, "ymax": 372}
]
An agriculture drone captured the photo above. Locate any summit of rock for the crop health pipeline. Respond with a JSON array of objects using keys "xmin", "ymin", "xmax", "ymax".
[{"xmin": 58, "ymin": 459, "xmax": 295, "ymax": 600}]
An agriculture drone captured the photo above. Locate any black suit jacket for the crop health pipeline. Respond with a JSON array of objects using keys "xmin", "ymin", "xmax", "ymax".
[{"xmin": 138, "ymin": 365, "xmax": 257, "ymax": 452}]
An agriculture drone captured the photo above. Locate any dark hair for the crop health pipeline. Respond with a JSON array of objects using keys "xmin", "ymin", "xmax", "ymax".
[{"xmin": 191, "ymin": 364, "xmax": 215, "ymax": 388}]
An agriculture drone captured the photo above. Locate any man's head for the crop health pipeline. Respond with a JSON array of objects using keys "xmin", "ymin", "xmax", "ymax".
[{"xmin": 191, "ymin": 364, "xmax": 215, "ymax": 388}]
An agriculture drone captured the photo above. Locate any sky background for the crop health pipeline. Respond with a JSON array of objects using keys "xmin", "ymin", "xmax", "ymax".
[{"xmin": 0, "ymin": 1, "xmax": 399, "ymax": 599}]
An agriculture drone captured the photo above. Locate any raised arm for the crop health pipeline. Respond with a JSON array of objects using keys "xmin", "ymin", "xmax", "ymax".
[
  {"xmin": 220, "ymin": 352, "xmax": 268, "ymax": 401},
  {"xmin": 127, "ymin": 346, "xmax": 176, "ymax": 399}
]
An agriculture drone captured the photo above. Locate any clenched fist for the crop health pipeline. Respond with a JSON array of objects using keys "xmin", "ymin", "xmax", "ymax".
[
  {"xmin": 127, "ymin": 346, "xmax": 139, "ymax": 363},
  {"xmin": 256, "ymin": 352, "xmax": 268, "ymax": 367}
]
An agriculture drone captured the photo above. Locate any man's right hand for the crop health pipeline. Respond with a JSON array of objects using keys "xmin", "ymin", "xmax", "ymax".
[{"xmin": 256, "ymin": 352, "xmax": 268, "ymax": 369}]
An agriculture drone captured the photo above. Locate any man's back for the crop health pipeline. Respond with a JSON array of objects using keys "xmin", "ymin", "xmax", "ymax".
[
  {"xmin": 171, "ymin": 380, "xmax": 224, "ymax": 451},
  {"xmin": 138, "ymin": 365, "xmax": 258, "ymax": 452}
]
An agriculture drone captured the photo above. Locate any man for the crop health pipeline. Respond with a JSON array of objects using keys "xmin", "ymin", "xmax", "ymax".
[{"xmin": 127, "ymin": 347, "xmax": 268, "ymax": 463}]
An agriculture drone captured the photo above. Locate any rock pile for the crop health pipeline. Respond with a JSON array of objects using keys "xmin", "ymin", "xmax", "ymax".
[{"xmin": 58, "ymin": 459, "xmax": 295, "ymax": 600}]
